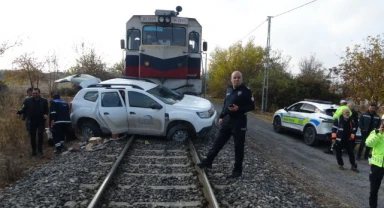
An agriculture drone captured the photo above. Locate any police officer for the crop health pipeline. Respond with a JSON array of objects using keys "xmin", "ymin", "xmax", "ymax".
[
  {"xmin": 198, "ymin": 71, "xmax": 255, "ymax": 179},
  {"xmin": 366, "ymin": 115, "xmax": 384, "ymax": 208},
  {"xmin": 358, "ymin": 103, "xmax": 381, "ymax": 160},
  {"xmin": 50, "ymin": 93, "xmax": 71, "ymax": 154}
]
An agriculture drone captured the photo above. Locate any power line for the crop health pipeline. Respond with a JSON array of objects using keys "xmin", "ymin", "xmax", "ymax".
[
  {"xmin": 273, "ymin": 0, "xmax": 318, "ymax": 18},
  {"xmin": 236, "ymin": 19, "xmax": 268, "ymax": 43}
]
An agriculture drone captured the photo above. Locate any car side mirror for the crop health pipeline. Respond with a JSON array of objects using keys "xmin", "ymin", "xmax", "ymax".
[
  {"xmin": 151, "ymin": 103, "xmax": 163, "ymax": 110},
  {"xmin": 284, "ymin": 107, "xmax": 288, "ymax": 111},
  {"xmin": 203, "ymin": 41, "xmax": 208, "ymax": 52},
  {"xmin": 120, "ymin": 39, "xmax": 125, "ymax": 49}
]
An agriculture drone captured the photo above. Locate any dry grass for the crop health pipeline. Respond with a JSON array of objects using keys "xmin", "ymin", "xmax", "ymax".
[{"xmin": 0, "ymin": 89, "xmax": 54, "ymax": 190}]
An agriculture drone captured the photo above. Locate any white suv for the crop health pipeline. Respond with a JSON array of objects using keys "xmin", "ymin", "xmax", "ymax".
[
  {"xmin": 272, "ymin": 100, "xmax": 339, "ymax": 146},
  {"xmin": 55, "ymin": 75, "xmax": 217, "ymax": 141}
]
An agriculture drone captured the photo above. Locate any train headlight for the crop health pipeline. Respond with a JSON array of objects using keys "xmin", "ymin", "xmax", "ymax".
[
  {"xmin": 144, "ymin": 61, "xmax": 150, "ymax": 67},
  {"xmin": 159, "ymin": 16, "xmax": 164, "ymax": 23},
  {"xmin": 165, "ymin": 16, "xmax": 171, "ymax": 23}
]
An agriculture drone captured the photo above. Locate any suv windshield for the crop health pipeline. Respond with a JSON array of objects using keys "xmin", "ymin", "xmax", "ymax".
[{"xmin": 147, "ymin": 85, "xmax": 183, "ymax": 105}]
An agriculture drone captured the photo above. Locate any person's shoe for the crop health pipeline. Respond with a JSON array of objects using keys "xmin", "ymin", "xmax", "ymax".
[
  {"xmin": 31, "ymin": 151, "xmax": 37, "ymax": 157},
  {"xmin": 351, "ymin": 165, "xmax": 359, "ymax": 173},
  {"xmin": 37, "ymin": 151, "xmax": 44, "ymax": 156},
  {"xmin": 54, "ymin": 149, "xmax": 62, "ymax": 155},
  {"xmin": 324, "ymin": 149, "xmax": 333, "ymax": 154},
  {"xmin": 226, "ymin": 171, "xmax": 242, "ymax": 179},
  {"xmin": 339, "ymin": 165, "xmax": 345, "ymax": 170},
  {"xmin": 197, "ymin": 160, "xmax": 212, "ymax": 169}
]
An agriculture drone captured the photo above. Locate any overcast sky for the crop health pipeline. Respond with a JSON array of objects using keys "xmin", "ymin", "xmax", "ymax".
[{"xmin": 0, "ymin": 0, "xmax": 383, "ymax": 74}]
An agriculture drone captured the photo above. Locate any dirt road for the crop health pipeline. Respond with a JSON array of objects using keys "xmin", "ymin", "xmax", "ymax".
[{"xmin": 212, "ymin": 101, "xmax": 383, "ymax": 208}]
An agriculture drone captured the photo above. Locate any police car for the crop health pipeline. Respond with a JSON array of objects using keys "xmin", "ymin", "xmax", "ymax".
[
  {"xmin": 55, "ymin": 74, "xmax": 217, "ymax": 141},
  {"xmin": 272, "ymin": 99, "xmax": 340, "ymax": 146}
]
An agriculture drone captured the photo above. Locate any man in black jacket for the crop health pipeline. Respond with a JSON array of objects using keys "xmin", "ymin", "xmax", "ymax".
[
  {"xmin": 331, "ymin": 108, "xmax": 359, "ymax": 172},
  {"xmin": 50, "ymin": 93, "xmax": 71, "ymax": 153},
  {"xmin": 198, "ymin": 71, "xmax": 255, "ymax": 178},
  {"xmin": 17, "ymin": 88, "xmax": 49, "ymax": 156},
  {"xmin": 358, "ymin": 103, "xmax": 381, "ymax": 160}
]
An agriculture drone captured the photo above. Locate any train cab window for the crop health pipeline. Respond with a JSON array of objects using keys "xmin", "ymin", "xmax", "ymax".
[
  {"xmin": 143, "ymin": 26, "xmax": 186, "ymax": 46},
  {"xmin": 189, "ymin": 32, "xmax": 199, "ymax": 53},
  {"xmin": 127, "ymin": 29, "xmax": 141, "ymax": 50}
]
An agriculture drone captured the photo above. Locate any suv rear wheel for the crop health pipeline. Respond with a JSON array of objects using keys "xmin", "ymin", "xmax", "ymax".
[
  {"xmin": 167, "ymin": 125, "xmax": 189, "ymax": 142},
  {"xmin": 80, "ymin": 122, "xmax": 101, "ymax": 141},
  {"xmin": 303, "ymin": 126, "xmax": 318, "ymax": 146}
]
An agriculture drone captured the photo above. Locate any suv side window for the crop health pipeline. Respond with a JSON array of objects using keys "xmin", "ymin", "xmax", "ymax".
[
  {"xmin": 101, "ymin": 92, "xmax": 122, "ymax": 107},
  {"xmin": 84, "ymin": 91, "xmax": 98, "ymax": 102},
  {"xmin": 288, "ymin": 103, "xmax": 303, "ymax": 112},
  {"xmin": 128, "ymin": 91, "xmax": 157, "ymax": 108},
  {"xmin": 301, "ymin": 104, "xmax": 317, "ymax": 113}
]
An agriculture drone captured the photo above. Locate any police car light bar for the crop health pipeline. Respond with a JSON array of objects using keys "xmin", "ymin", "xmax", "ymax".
[{"xmin": 304, "ymin": 99, "xmax": 333, "ymax": 104}]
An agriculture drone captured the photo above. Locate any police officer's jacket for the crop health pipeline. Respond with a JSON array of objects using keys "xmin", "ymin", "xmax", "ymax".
[
  {"xmin": 219, "ymin": 84, "xmax": 255, "ymax": 119},
  {"xmin": 331, "ymin": 117, "xmax": 357, "ymax": 140},
  {"xmin": 366, "ymin": 129, "xmax": 384, "ymax": 167},
  {"xmin": 50, "ymin": 99, "xmax": 71, "ymax": 124},
  {"xmin": 359, "ymin": 111, "xmax": 380, "ymax": 133}
]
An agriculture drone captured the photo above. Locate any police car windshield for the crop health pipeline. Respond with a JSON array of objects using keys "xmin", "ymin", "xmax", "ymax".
[{"xmin": 147, "ymin": 85, "xmax": 182, "ymax": 105}]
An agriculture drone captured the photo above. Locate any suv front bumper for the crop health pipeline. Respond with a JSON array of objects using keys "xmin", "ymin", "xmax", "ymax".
[{"xmin": 196, "ymin": 115, "xmax": 218, "ymax": 138}]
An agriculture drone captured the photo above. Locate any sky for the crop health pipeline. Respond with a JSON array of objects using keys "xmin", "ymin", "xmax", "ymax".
[{"xmin": 0, "ymin": 0, "xmax": 383, "ymax": 75}]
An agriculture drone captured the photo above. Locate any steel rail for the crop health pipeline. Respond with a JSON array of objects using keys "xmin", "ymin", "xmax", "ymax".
[
  {"xmin": 87, "ymin": 135, "xmax": 135, "ymax": 208},
  {"xmin": 188, "ymin": 138, "xmax": 219, "ymax": 208}
]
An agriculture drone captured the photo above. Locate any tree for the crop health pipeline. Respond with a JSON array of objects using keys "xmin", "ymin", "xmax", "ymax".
[
  {"xmin": 338, "ymin": 34, "xmax": 384, "ymax": 106},
  {"xmin": 107, "ymin": 62, "xmax": 125, "ymax": 77},
  {"xmin": 0, "ymin": 40, "xmax": 22, "ymax": 57},
  {"xmin": 4, "ymin": 53, "xmax": 45, "ymax": 88},
  {"xmin": 43, "ymin": 52, "xmax": 61, "ymax": 93},
  {"xmin": 208, "ymin": 39, "xmax": 264, "ymax": 97},
  {"xmin": 68, "ymin": 42, "xmax": 110, "ymax": 80}
]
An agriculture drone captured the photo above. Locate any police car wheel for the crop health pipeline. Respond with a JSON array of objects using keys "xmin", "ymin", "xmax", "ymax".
[
  {"xmin": 81, "ymin": 122, "xmax": 101, "ymax": 141},
  {"xmin": 167, "ymin": 125, "xmax": 189, "ymax": 142},
  {"xmin": 273, "ymin": 116, "xmax": 283, "ymax": 133},
  {"xmin": 303, "ymin": 126, "xmax": 318, "ymax": 146}
]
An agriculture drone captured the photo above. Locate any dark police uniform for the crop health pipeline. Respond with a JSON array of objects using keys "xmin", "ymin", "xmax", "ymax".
[
  {"xmin": 50, "ymin": 97, "xmax": 71, "ymax": 152},
  {"xmin": 199, "ymin": 84, "xmax": 255, "ymax": 176}
]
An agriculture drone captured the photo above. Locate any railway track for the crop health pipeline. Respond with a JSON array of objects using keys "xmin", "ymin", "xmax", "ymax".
[{"xmin": 87, "ymin": 135, "xmax": 218, "ymax": 208}]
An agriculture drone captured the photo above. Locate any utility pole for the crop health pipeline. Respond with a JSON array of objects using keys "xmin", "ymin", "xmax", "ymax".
[{"xmin": 261, "ymin": 16, "xmax": 272, "ymax": 112}]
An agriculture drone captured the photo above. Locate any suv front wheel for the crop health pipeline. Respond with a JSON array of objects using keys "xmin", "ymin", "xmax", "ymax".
[
  {"xmin": 80, "ymin": 122, "xmax": 101, "ymax": 141},
  {"xmin": 167, "ymin": 125, "xmax": 189, "ymax": 142},
  {"xmin": 303, "ymin": 126, "xmax": 318, "ymax": 146}
]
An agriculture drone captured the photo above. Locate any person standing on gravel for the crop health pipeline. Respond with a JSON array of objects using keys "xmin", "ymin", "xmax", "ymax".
[
  {"xmin": 324, "ymin": 99, "xmax": 352, "ymax": 155},
  {"xmin": 197, "ymin": 71, "xmax": 255, "ymax": 179},
  {"xmin": 366, "ymin": 115, "xmax": 384, "ymax": 208},
  {"xmin": 358, "ymin": 103, "xmax": 381, "ymax": 160},
  {"xmin": 331, "ymin": 108, "xmax": 359, "ymax": 172},
  {"xmin": 50, "ymin": 93, "xmax": 71, "ymax": 154},
  {"xmin": 16, "ymin": 88, "xmax": 49, "ymax": 156}
]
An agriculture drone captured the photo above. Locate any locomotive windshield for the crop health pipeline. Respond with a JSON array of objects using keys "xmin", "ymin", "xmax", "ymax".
[{"xmin": 142, "ymin": 26, "xmax": 186, "ymax": 46}]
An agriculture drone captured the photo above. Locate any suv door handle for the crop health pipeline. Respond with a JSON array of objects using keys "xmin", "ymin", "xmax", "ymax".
[
  {"xmin": 104, "ymin": 112, "xmax": 109, "ymax": 115},
  {"xmin": 130, "ymin": 112, "xmax": 136, "ymax": 115}
]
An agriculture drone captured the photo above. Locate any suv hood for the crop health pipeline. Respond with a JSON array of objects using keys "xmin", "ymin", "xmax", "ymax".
[
  {"xmin": 55, "ymin": 74, "xmax": 101, "ymax": 88},
  {"xmin": 173, "ymin": 95, "xmax": 212, "ymax": 110}
]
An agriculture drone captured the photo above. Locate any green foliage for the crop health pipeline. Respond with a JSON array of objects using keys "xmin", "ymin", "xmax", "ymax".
[
  {"xmin": 338, "ymin": 34, "xmax": 384, "ymax": 106},
  {"xmin": 67, "ymin": 42, "xmax": 111, "ymax": 80},
  {"xmin": 207, "ymin": 40, "xmax": 341, "ymax": 111},
  {"xmin": 208, "ymin": 39, "xmax": 264, "ymax": 97}
]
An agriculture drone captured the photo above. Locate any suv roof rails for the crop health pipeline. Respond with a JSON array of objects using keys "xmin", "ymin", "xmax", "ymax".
[
  {"xmin": 118, "ymin": 76, "xmax": 156, "ymax": 84},
  {"xmin": 88, "ymin": 83, "xmax": 144, "ymax": 90},
  {"xmin": 304, "ymin": 99, "xmax": 333, "ymax": 104}
]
